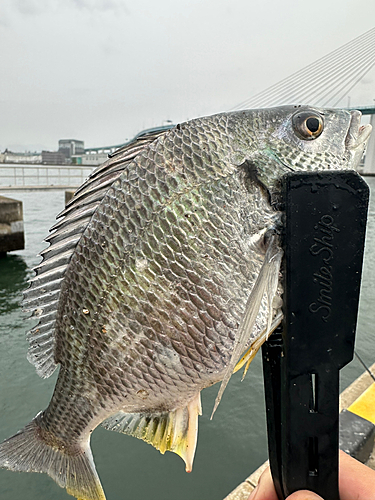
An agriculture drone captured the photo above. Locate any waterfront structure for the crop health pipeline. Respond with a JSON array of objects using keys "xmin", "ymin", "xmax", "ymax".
[
  {"xmin": 0, "ymin": 165, "xmax": 94, "ymax": 190},
  {"xmin": 0, "ymin": 195, "xmax": 24, "ymax": 255}
]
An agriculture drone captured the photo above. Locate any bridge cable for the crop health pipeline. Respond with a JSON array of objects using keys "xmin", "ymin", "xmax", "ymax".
[
  {"xmin": 231, "ymin": 27, "xmax": 375, "ymax": 110},
  {"xmin": 241, "ymin": 30, "xmax": 375, "ymax": 108},
  {"xmin": 244, "ymin": 29, "xmax": 375, "ymax": 108},
  {"xmin": 265, "ymin": 44, "xmax": 375, "ymax": 107},
  {"xmin": 232, "ymin": 27, "xmax": 375, "ymax": 109},
  {"xmin": 302, "ymin": 45, "xmax": 375, "ymax": 106}
]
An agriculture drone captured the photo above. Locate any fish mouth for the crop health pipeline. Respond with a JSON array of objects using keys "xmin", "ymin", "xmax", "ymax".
[{"xmin": 345, "ymin": 110, "xmax": 372, "ymax": 150}]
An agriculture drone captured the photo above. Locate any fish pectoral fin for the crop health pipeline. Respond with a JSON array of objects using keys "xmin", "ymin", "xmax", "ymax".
[
  {"xmin": 211, "ymin": 233, "xmax": 283, "ymax": 419},
  {"xmin": 233, "ymin": 311, "xmax": 283, "ymax": 379},
  {"xmin": 102, "ymin": 392, "xmax": 202, "ymax": 472}
]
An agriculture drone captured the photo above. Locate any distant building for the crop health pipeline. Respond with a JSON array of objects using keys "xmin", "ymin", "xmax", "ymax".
[
  {"xmin": 72, "ymin": 152, "xmax": 108, "ymax": 166},
  {"xmin": 58, "ymin": 139, "xmax": 85, "ymax": 160},
  {"xmin": 41, "ymin": 150, "xmax": 66, "ymax": 165},
  {"xmin": 0, "ymin": 150, "xmax": 42, "ymax": 163}
]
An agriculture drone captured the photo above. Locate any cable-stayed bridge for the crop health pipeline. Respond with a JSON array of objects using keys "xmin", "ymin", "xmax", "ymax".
[{"xmin": 231, "ymin": 27, "xmax": 375, "ymax": 111}]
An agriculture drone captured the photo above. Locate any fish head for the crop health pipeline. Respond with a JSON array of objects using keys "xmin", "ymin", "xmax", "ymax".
[{"xmin": 229, "ymin": 105, "xmax": 372, "ymax": 192}]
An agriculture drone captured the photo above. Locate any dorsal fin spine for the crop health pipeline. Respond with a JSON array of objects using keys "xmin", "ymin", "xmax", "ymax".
[{"xmin": 24, "ymin": 128, "xmax": 171, "ymax": 378}]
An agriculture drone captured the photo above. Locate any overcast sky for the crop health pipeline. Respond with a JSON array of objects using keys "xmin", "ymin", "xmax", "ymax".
[{"xmin": 1, "ymin": 0, "xmax": 375, "ymax": 152}]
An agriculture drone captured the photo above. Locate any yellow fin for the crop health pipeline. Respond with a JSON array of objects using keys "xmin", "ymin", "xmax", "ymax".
[
  {"xmin": 102, "ymin": 392, "xmax": 202, "ymax": 472},
  {"xmin": 233, "ymin": 312, "xmax": 283, "ymax": 379}
]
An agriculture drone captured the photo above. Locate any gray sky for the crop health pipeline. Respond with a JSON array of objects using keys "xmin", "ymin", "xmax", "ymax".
[{"xmin": 1, "ymin": 0, "xmax": 375, "ymax": 152}]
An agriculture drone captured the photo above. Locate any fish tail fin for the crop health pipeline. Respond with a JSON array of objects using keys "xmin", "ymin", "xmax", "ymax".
[{"xmin": 0, "ymin": 413, "xmax": 106, "ymax": 500}]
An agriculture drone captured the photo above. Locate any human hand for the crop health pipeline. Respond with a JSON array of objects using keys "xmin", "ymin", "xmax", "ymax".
[{"xmin": 248, "ymin": 450, "xmax": 375, "ymax": 500}]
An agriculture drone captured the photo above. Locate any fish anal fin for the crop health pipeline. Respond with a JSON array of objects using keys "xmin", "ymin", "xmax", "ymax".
[{"xmin": 102, "ymin": 392, "xmax": 202, "ymax": 472}]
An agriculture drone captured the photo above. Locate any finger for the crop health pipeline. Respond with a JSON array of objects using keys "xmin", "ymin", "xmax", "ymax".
[
  {"xmin": 339, "ymin": 450, "xmax": 375, "ymax": 500},
  {"xmin": 286, "ymin": 491, "xmax": 323, "ymax": 500},
  {"xmin": 248, "ymin": 467, "xmax": 279, "ymax": 500}
]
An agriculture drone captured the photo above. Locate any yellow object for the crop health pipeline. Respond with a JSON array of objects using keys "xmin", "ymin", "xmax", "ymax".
[
  {"xmin": 102, "ymin": 392, "xmax": 202, "ymax": 473},
  {"xmin": 348, "ymin": 383, "xmax": 375, "ymax": 425},
  {"xmin": 233, "ymin": 313, "xmax": 283, "ymax": 380}
]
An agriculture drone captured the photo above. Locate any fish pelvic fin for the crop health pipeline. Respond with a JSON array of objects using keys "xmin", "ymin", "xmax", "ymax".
[
  {"xmin": 211, "ymin": 233, "xmax": 283, "ymax": 419},
  {"xmin": 102, "ymin": 392, "xmax": 202, "ymax": 472},
  {"xmin": 0, "ymin": 413, "xmax": 105, "ymax": 500},
  {"xmin": 233, "ymin": 311, "xmax": 283, "ymax": 379}
]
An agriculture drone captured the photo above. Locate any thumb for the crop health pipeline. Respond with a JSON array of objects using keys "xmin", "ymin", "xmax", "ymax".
[{"xmin": 287, "ymin": 491, "xmax": 324, "ymax": 500}]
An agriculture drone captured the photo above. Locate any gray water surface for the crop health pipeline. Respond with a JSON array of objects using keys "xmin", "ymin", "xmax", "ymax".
[{"xmin": 0, "ymin": 180, "xmax": 374, "ymax": 500}]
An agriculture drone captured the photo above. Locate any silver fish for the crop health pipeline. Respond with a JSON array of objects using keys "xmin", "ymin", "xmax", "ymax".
[{"xmin": 0, "ymin": 106, "xmax": 371, "ymax": 500}]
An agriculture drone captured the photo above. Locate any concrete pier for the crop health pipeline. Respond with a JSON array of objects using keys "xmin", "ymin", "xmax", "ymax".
[{"xmin": 0, "ymin": 195, "xmax": 25, "ymax": 256}]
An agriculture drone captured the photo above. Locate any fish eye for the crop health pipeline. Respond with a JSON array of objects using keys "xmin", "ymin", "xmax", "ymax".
[{"xmin": 292, "ymin": 111, "xmax": 324, "ymax": 140}]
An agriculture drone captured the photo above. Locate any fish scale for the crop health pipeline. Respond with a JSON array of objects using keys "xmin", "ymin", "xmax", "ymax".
[
  {"xmin": 0, "ymin": 106, "xmax": 371, "ymax": 500},
  {"xmin": 50, "ymin": 119, "xmax": 272, "ymax": 424}
]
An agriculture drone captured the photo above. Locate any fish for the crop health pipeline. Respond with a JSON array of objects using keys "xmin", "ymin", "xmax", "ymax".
[{"xmin": 0, "ymin": 106, "xmax": 371, "ymax": 500}]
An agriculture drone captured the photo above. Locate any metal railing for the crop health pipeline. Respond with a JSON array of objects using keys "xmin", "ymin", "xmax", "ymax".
[{"xmin": 0, "ymin": 164, "xmax": 95, "ymax": 190}]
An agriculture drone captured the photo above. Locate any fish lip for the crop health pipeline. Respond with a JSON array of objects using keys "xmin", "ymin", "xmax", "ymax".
[{"xmin": 345, "ymin": 110, "xmax": 372, "ymax": 150}]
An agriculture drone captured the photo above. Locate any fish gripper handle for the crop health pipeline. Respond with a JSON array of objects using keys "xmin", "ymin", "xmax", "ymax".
[{"xmin": 262, "ymin": 170, "xmax": 369, "ymax": 500}]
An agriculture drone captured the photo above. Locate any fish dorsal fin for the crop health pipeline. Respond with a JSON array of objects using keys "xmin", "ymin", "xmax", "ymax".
[
  {"xmin": 102, "ymin": 393, "xmax": 202, "ymax": 472},
  {"xmin": 23, "ymin": 128, "xmax": 171, "ymax": 379}
]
